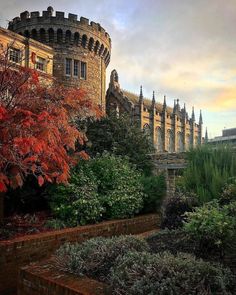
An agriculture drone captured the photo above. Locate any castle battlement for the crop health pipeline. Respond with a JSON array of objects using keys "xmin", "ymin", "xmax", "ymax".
[
  {"xmin": 9, "ymin": 7, "xmax": 111, "ymax": 42},
  {"xmin": 8, "ymin": 7, "xmax": 111, "ymax": 66}
]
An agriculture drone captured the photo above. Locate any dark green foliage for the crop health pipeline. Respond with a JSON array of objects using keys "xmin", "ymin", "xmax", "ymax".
[
  {"xmin": 179, "ymin": 145, "xmax": 236, "ymax": 203},
  {"xmin": 48, "ymin": 154, "xmax": 144, "ymax": 225},
  {"xmin": 161, "ymin": 191, "xmax": 199, "ymax": 229},
  {"xmin": 55, "ymin": 236, "xmax": 149, "ymax": 281},
  {"xmin": 140, "ymin": 174, "xmax": 166, "ymax": 213},
  {"xmin": 80, "ymin": 115, "xmax": 154, "ymax": 175},
  {"xmin": 184, "ymin": 200, "xmax": 236, "ymax": 256},
  {"xmin": 146, "ymin": 229, "xmax": 198, "ymax": 255},
  {"xmin": 110, "ymin": 251, "xmax": 235, "ymax": 295}
]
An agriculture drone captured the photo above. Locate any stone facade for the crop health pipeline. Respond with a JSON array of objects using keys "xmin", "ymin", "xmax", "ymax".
[
  {"xmin": 8, "ymin": 6, "xmax": 111, "ymax": 109},
  {"xmin": 0, "ymin": 27, "xmax": 53, "ymax": 81},
  {"xmin": 106, "ymin": 70, "xmax": 203, "ymax": 153}
]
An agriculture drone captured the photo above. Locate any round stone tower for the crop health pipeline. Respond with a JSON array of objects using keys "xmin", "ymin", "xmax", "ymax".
[{"xmin": 8, "ymin": 6, "xmax": 111, "ymax": 108}]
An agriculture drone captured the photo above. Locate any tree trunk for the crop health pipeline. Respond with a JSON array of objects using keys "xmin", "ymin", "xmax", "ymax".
[{"xmin": 0, "ymin": 192, "xmax": 4, "ymax": 224}]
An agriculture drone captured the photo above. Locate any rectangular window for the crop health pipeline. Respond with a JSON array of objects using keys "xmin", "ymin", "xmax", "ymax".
[
  {"xmin": 80, "ymin": 61, "xmax": 87, "ymax": 79},
  {"xmin": 9, "ymin": 48, "xmax": 21, "ymax": 64},
  {"xmin": 36, "ymin": 56, "xmax": 46, "ymax": 72},
  {"xmin": 74, "ymin": 60, "xmax": 79, "ymax": 77},
  {"xmin": 65, "ymin": 58, "xmax": 72, "ymax": 76}
]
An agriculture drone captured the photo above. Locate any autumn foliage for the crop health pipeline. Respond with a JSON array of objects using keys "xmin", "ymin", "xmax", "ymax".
[{"xmin": 0, "ymin": 49, "xmax": 100, "ymax": 192}]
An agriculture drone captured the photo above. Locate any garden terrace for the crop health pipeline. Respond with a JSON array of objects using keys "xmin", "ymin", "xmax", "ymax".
[{"xmin": 0, "ymin": 214, "xmax": 159, "ymax": 295}]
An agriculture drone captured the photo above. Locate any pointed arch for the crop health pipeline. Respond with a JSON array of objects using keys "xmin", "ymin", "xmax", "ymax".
[
  {"xmin": 155, "ymin": 127, "xmax": 163, "ymax": 152},
  {"xmin": 39, "ymin": 28, "xmax": 46, "ymax": 42},
  {"xmin": 167, "ymin": 129, "xmax": 174, "ymax": 152},
  {"xmin": 94, "ymin": 40, "xmax": 100, "ymax": 54},
  {"xmin": 48, "ymin": 28, "xmax": 54, "ymax": 43},
  {"xmin": 24, "ymin": 30, "xmax": 30, "ymax": 38},
  {"xmin": 81, "ymin": 34, "xmax": 87, "ymax": 48},
  {"xmin": 88, "ymin": 37, "xmax": 94, "ymax": 51},
  {"xmin": 57, "ymin": 29, "xmax": 63, "ymax": 43},
  {"xmin": 31, "ymin": 29, "xmax": 38, "ymax": 40},
  {"xmin": 177, "ymin": 132, "xmax": 184, "ymax": 152},
  {"xmin": 99, "ymin": 44, "xmax": 104, "ymax": 56},
  {"xmin": 65, "ymin": 30, "xmax": 72, "ymax": 43},
  {"xmin": 74, "ymin": 32, "xmax": 80, "ymax": 45}
]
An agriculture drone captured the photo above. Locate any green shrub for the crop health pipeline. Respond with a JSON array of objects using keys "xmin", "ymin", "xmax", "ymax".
[
  {"xmin": 89, "ymin": 154, "xmax": 144, "ymax": 219},
  {"xmin": 179, "ymin": 145, "xmax": 236, "ymax": 203},
  {"xmin": 110, "ymin": 251, "xmax": 235, "ymax": 295},
  {"xmin": 140, "ymin": 174, "xmax": 166, "ymax": 213},
  {"xmin": 184, "ymin": 201, "xmax": 236, "ymax": 256},
  {"xmin": 79, "ymin": 114, "xmax": 154, "ymax": 175},
  {"xmin": 55, "ymin": 236, "xmax": 149, "ymax": 281},
  {"xmin": 220, "ymin": 179, "xmax": 236, "ymax": 205},
  {"xmin": 47, "ymin": 165, "xmax": 104, "ymax": 226},
  {"xmin": 48, "ymin": 154, "xmax": 144, "ymax": 225},
  {"xmin": 161, "ymin": 190, "xmax": 199, "ymax": 229}
]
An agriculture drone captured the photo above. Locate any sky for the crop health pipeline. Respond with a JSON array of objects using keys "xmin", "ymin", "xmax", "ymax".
[{"xmin": 0, "ymin": 0, "xmax": 235, "ymax": 138}]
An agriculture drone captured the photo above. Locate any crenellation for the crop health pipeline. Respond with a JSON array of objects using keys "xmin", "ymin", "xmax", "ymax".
[
  {"xmin": 56, "ymin": 11, "xmax": 65, "ymax": 19},
  {"xmin": 20, "ymin": 11, "xmax": 29, "ymax": 20},
  {"xmin": 31, "ymin": 12, "xmax": 40, "ymax": 18},
  {"xmin": 68, "ymin": 13, "xmax": 78, "ymax": 21},
  {"xmin": 80, "ymin": 16, "xmax": 89, "ymax": 25}
]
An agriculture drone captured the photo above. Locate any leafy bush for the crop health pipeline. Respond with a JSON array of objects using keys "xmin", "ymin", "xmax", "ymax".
[
  {"xmin": 140, "ymin": 174, "xmax": 166, "ymax": 213},
  {"xmin": 161, "ymin": 190, "xmax": 199, "ymax": 229},
  {"xmin": 110, "ymin": 251, "xmax": 235, "ymax": 295},
  {"xmin": 48, "ymin": 165, "xmax": 104, "ymax": 226},
  {"xmin": 179, "ymin": 145, "xmax": 236, "ymax": 203},
  {"xmin": 55, "ymin": 236, "xmax": 149, "ymax": 281},
  {"xmin": 220, "ymin": 179, "xmax": 236, "ymax": 205},
  {"xmin": 184, "ymin": 201, "xmax": 236, "ymax": 256},
  {"xmin": 88, "ymin": 154, "xmax": 144, "ymax": 219},
  {"xmin": 79, "ymin": 114, "xmax": 154, "ymax": 175}
]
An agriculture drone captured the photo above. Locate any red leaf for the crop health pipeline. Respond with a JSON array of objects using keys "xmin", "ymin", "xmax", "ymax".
[{"xmin": 38, "ymin": 176, "xmax": 44, "ymax": 187}]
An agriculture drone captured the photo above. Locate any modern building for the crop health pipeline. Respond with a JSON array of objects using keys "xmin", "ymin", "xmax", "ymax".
[{"xmin": 208, "ymin": 128, "xmax": 236, "ymax": 145}]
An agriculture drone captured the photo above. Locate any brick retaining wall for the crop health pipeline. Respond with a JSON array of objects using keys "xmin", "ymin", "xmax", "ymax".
[
  {"xmin": 0, "ymin": 214, "xmax": 159, "ymax": 295},
  {"xmin": 18, "ymin": 259, "xmax": 110, "ymax": 295}
]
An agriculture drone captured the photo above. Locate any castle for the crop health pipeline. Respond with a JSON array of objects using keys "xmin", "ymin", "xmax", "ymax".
[{"xmin": 2, "ymin": 6, "xmax": 203, "ymax": 153}]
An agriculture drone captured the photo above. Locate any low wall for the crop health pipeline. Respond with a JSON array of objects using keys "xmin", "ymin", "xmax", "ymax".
[
  {"xmin": 0, "ymin": 214, "xmax": 159, "ymax": 295},
  {"xmin": 18, "ymin": 259, "xmax": 110, "ymax": 295}
]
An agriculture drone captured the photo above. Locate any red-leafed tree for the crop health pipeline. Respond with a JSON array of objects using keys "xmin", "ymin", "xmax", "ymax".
[{"xmin": 0, "ymin": 47, "xmax": 100, "ymax": 219}]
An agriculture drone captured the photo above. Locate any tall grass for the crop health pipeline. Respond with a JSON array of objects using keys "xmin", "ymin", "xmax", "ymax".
[{"xmin": 180, "ymin": 145, "xmax": 236, "ymax": 203}]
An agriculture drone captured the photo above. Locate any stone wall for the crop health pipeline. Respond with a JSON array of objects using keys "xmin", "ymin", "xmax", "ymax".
[{"xmin": 0, "ymin": 214, "xmax": 159, "ymax": 295}]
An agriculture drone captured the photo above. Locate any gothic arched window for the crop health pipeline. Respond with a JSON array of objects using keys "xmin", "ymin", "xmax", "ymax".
[
  {"xmin": 167, "ymin": 129, "xmax": 174, "ymax": 152},
  {"xmin": 177, "ymin": 132, "xmax": 184, "ymax": 152},
  {"xmin": 156, "ymin": 127, "xmax": 163, "ymax": 152}
]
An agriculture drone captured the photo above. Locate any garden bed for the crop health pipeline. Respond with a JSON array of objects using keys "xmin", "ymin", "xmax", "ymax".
[{"xmin": 0, "ymin": 213, "xmax": 159, "ymax": 295}]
